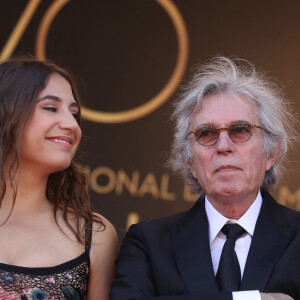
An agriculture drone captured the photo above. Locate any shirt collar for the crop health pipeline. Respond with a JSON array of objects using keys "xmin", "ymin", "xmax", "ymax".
[{"xmin": 205, "ymin": 190, "xmax": 263, "ymax": 245}]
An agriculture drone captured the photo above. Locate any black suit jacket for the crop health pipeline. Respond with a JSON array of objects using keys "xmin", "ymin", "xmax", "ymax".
[{"xmin": 110, "ymin": 190, "xmax": 300, "ymax": 300}]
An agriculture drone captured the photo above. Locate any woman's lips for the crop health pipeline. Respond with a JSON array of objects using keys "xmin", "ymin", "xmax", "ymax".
[{"xmin": 47, "ymin": 136, "xmax": 74, "ymax": 146}]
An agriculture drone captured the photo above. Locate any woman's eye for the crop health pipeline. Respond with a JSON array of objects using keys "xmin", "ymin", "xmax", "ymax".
[
  {"xmin": 72, "ymin": 112, "xmax": 80, "ymax": 123},
  {"xmin": 43, "ymin": 106, "xmax": 58, "ymax": 113}
]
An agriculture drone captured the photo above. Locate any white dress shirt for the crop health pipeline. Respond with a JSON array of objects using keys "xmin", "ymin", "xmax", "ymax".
[{"xmin": 205, "ymin": 190, "xmax": 263, "ymax": 300}]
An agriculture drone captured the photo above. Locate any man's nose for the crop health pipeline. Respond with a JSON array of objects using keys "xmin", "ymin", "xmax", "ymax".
[{"xmin": 215, "ymin": 130, "xmax": 235, "ymax": 153}]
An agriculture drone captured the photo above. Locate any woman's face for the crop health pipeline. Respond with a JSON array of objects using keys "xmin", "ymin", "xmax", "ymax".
[{"xmin": 20, "ymin": 72, "xmax": 82, "ymax": 175}]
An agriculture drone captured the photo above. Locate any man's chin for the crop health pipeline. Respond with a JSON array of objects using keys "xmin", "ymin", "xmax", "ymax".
[{"xmin": 210, "ymin": 185, "xmax": 244, "ymax": 201}]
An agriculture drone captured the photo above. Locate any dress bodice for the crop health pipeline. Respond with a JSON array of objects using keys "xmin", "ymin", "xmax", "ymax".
[{"xmin": 0, "ymin": 250, "xmax": 89, "ymax": 299}]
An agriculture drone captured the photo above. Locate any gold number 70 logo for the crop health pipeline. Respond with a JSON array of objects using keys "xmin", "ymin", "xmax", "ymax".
[{"xmin": 0, "ymin": 0, "xmax": 189, "ymax": 124}]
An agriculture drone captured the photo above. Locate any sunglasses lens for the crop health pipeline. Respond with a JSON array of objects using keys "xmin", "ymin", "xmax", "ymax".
[
  {"xmin": 195, "ymin": 127, "xmax": 219, "ymax": 146},
  {"xmin": 229, "ymin": 124, "xmax": 252, "ymax": 142}
]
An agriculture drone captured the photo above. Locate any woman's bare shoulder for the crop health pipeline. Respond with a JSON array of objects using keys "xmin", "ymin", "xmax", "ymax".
[
  {"xmin": 88, "ymin": 212, "xmax": 118, "ymax": 299},
  {"xmin": 91, "ymin": 212, "xmax": 118, "ymax": 245}
]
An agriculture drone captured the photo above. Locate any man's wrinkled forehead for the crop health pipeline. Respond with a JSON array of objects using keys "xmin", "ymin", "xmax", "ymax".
[
  {"xmin": 194, "ymin": 92, "xmax": 255, "ymax": 113},
  {"xmin": 189, "ymin": 92, "xmax": 259, "ymax": 128}
]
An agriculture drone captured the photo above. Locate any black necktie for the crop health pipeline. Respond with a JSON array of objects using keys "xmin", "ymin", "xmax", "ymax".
[{"xmin": 216, "ymin": 223, "xmax": 245, "ymax": 292}]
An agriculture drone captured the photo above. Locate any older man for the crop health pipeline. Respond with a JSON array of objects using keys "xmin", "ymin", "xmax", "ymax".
[{"xmin": 110, "ymin": 57, "xmax": 299, "ymax": 300}]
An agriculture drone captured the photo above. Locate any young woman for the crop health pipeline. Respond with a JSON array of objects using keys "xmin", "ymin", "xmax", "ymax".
[{"xmin": 0, "ymin": 57, "xmax": 118, "ymax": 299}]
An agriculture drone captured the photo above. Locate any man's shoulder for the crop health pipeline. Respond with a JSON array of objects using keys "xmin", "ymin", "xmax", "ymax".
[
  {"xmin": 262, "ymin": 189, "xmax": 300, "ymax": 231},
  {"xmin": 129, "ymin": 197, "xmax": 204, "ymax": 236},
  {"xmin": 133, "ymin": 207, "xmax": 192, "ymax": 231},
  {"xmin": 263, "ymin": 189, "xmax": 300, "ymax": 217}
]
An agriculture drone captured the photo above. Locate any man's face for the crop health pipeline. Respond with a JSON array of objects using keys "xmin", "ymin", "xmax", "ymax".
[{"xmin": 187, "ymin": 93, "xmax": 276, "ymax": 209}]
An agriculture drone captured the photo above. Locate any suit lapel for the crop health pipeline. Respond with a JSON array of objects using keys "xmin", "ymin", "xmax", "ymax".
[
  {"xmin": 170, "ymin": 198, "xmax": 219, "ymax": 294},
  {"xmin": 241, "ymin": 190, "xmax": 296, "ymax": 291},
  {"xmin": 170, "ymin": 191, "xmax": 295, "ymax": 293}
]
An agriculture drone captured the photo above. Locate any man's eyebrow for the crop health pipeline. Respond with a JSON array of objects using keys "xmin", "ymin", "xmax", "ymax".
[
  {"xmin": 37, "ymin": 95, "xmax": 79, "ymax": 108},
  {"xmin": 194, "ymin": 122, "xmax": 213, "ymax": 128},
  {"xmin": 194, "ymin": 120, "xmax": 251, "ymax": 129},
  {"xmin": 232, "ymin": 120, "xmax": 251, "ymax": 125}
]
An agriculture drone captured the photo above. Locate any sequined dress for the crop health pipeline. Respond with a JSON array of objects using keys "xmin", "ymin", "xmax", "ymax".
[{"xmin": 0, "ymin": 242, "xmax": 90, "ymax": 299}]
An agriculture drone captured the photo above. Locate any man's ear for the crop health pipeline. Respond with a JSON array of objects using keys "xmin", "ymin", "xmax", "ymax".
[
  {"xmin": 266, "ymin": 143, "xmax": 281, "ymax": 171},
  {"xmin": 187, "ymin": 160, "xmax": 196, "ymax": 178}
]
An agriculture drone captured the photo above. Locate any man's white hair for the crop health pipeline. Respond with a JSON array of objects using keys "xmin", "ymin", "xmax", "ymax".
[{"xmin": 170, "ymin": 56, "xmax": 297, "ymax": 195}]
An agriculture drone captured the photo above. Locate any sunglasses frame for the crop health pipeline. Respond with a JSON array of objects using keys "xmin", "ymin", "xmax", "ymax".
[{"xmin": 187, "ymin": 123, "xmax": 270, "ymax": 146}]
